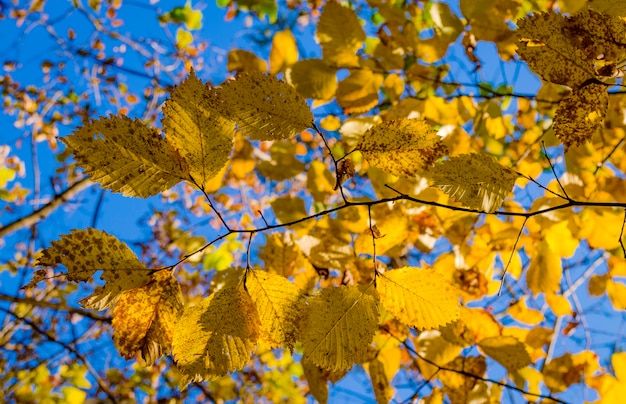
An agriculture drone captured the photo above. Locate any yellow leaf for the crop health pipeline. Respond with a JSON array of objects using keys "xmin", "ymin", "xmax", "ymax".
[
  {"xmin": 525, "ymin": 239, "xmax": 562, "ymax": 294},
  {"xmin": 543, "ymin": 351, "xmax": 598, "ymax": 393},
  {"xmin": 554, "ymin": 83, "xmax": 608, "ymax": 150},
  {"xmin": 354, "ymin": 207, "xmax": 409, "ymax": 256},
  {"xmin": 257, "ymin": 142, "xmax": 305, "ymax": 181},
  {"xmin": 376, "ymin": 267, "xmax": 460, "ymax": 329},
  {"xmin": 429, "ymin": 153, "xmax": 519, "ymax": 213},
  {"xmin": 508, "ymin": 297, "xmax": 544, "ymax": 325},
  {"xmin": 590, "ymin": 0, "xmax": 626, "ymax": 16},
  {"xmin": 316, "ymin": 2, "xmax": 365, "ymax": 68},
  {"xmin": 245, "ymin": 270, "xmax": 304, "ymax": 349},
  {"xmin": 162, "ymin": 70, "xmax": 234, "ymax": 190},
  {"xmin": 544, "ymin": 220, "xmax": 578, "ymax": 258},
  {"xmin": 112, "ymin": 271, "xmax": 183, "ymax": 364},
  {"xmin": 356, "ymin": 119, "xmax": 448, "ymax": 178},
  {"xmin": 302, "ymin": 359, "xmax": 329, "ymax": 404},
  {"xmin": 440, "ymin": 356, "xmax": 487, "ymax": 404},
  {"xmin": 61, "ymin": 386, "xmax": 87, "ymax": 404},
  {"xmin": 175, "ymin": 28, "xmax": 193, "ymax": 49},
  {"xmin": 61, "ymin": 116, "xmax": 187, "ymax": 198},
  {"xmin": 478, "ymin": 335, "xmax": 532, "ymax": 372},
  {"xmin": 269, "ymin": 29, "xmax": 298, "ymax": 74},
  {"xmin": 287, "ymin": 59, "xmax": 337, "ymax": 101},
  {"xmin": 545, "ymin": 292, "xmax": 572, "ymax": 316},
  {"xmin": 578, "ymin": 209, "xmax": 624, "ymax": 250},
  {"xmin": 301, "ymin": 285, "xmax": 379, "ymax": 371},
  {"xmin": 416, "ymin": 330, "xmax": 463, "ymax": 379},
  {"xmin": 320, "ymin": 115, "xmax": 341, "ymax": 131},
  {"xmin": 336, "ymin": 69, "xmax": 383, "ymax": 114},
  {"xmin": 516, "ymin": 12, "xmax": 594, "ymax": 87},
  {"xmin": 588, "ymin": 273, "xmax": 608, "ymax": 296},
  {"xmin": 209, "ymin": 72, "xmax": 313, "ymax": 141},
  {"xmin": 227, "ymin": 49, "xmax": 267, "ymax": 73},
  {"xmin": 271, "ymin": 196, "xmax": 307, "ymax": 225},
  {"xmin": 306, "ymin": 161, "xmax": 335, "ymax": 202},
  {"xmin": 607, "ymin": 280, "xmax": 626, "ymax": 310},
  {"xmin": 368, "ymin": 358, "xmax": 394, "ymax": 404},
  {"xmin": 382, "ymin": 73, "xmax": 404, "ymax": 103},
  {"xmin": 36, "ymin": 228, "xmax": 151, "ymax": 310},
  {"xmin": 172, "ymin": 284, "xmax": 260, "ymax": 387},
  {"xmin": 259, "ymin": 233, "xmax": 300, "ymax": 278}
]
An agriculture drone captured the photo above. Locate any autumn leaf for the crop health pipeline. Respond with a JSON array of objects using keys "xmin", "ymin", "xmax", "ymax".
[
  {"xmin": 245, "ymin": 269, "xmax": 304, "ymax": 350},
  {"xmin": 526, "ymin": 239, "xmax": 562, "ymax": 294},
  {"xmin": 36, "ymin": 228, "xmax": 152, "ymax": 310},
  {"xmin": 368, "ymin": 358, "xmax": 394, "ymax": 404},
  {"xmin": 336, "ymin": 69, "xmax": 383, "ymax": 114},
  {"xmin": 208, "ymin": 72, "xmax": 314, "ymax": 141},
  {"xmin": 428, "ymin": 153, "xmax": 519, "ymax": 213},
  {"xmin": 356, "ymin": 119, "xmax": 448, "ymax": 178},
  {"xmin": 553, "ymin": 82, "xmax": 608, "ymax": 150},
  {"xmin": 316, "ymin": 2, "xmax": 365, "ymax": 68},
  {"xmin": 376, "ymin": 267, "xmax": 460, "ymax": 330},
  {"xmin": 301, "ymin": 285, "xmax": 379, "ymax": 371},
  {"xmin": 269, "ymin": 29, "xmax": 298, "ymax": 75},
  {"xmin": 440, "ymin": 356, "xmax": 487, "ymax": 404},
  {"xmin": 172, "ymin": 284, "xmax": 259, "ymax": 387},
  {"xmin": 61, "ymin": 116, "xmax": 188, "ymax": 198},
  {"xmin": 478, "ymin": 335, "xmax": 532, "ymax": 372},
  {"xmin": 112, "ymin": 271, "xmax": 183, "ymax": 364},
  {"xmin": 258, "ymin": 233, "xmax": 300, "ymax": 278},
  {"xmin": 162, "ymin": 70, "xmax": 234, "ymax": 190},
  {"xmin": 287, "ymin": 59, "xmax": 338, "ymax": 101},
  {"xmin": 227, "ymin": 49, "xmax": 267, "ymax": 73}
]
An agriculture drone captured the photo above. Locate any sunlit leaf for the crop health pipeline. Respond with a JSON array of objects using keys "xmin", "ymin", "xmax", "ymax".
[
  {"xmin": 439, "ymin": 355, "xmax": 487, "ymax": 404},
  {"xmin": 245, "ymin": 269, "xmax": 304, "ymax": 349},
  {"xmin": 429, "ymin": 153, "xmax": 519, "ymax": 212},
  {"xmin": 269, "ymin": 29, "xmax": 298, "ymax": 74},
  {"xmin": 301, "ymin": 285, "xmax": 379, "ymax": 371},
  {"xmin": 61, "ymin": 116, "xmax": 187, "ymax": 197},
  {"xmin": 112, "ymin": 271, "xmax": 183, "ymax": 364},
  {"xmin": 526, "ymin": 239, "xmax": 562, "ymax": 294},
  {"xmin": 287, "ymin": 59, "xmax": 338, "ymax": 101},
  {"xmin": 36, "ymin": 228, "xmax": 152, "ymax": 310},
  {"xmin": 376, "ymin": 267, "xmax": 460, "ymax": 329},
  {"xmin": 356, "ymin": 119, "xmax": 448, "ymax": 178},
  {"xmin": 172, "ymin": 284, "xmax": 260, "ymax": 387},
  {"xmin": 208, "ymin": 72, "xmax": 314, "ymax": 140},
  {"xmin": 336, "ymin": 69, "xmax": 383, "ymax": 114},
  {"xmin": 227, "ymin": 49, "xmax": 268, "ymax": 73},
  {"xmin": 317, "ymin": 2, "xmax": 365, "ymax": 67},
  {"xmin": 162, "ymin": 70, "xmax": 234, "ymax": 190},
  {"xmin": 368, "ymin": 358, "xmax": 394, "ymax": 404},
  {"xmin": 478, "ymin": 336, "xmax": 532, "ymax": 372}
]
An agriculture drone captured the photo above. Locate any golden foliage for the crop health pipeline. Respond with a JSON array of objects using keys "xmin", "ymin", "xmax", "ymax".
[
  {"xmin": 162, "ymin": 70, "xmax": 234, "ymax": 189},
  {"xmin": 356, "ymin": 119, "xmax": 448, "ymax": 178},
  {"xmin": 376, "ymin": 267, "xmax": 460, "ymax": 330},
  {"xmin": 172, "ymin": 284, "xmax": 260, "ymax": 386},
  {"xmin": 269, "ymin": 29, "xmax": 298, "ymax": 74},
  {"xmin": 245, "ymin": 269, "xmax": 304, "ymax": 349},
  {"xmin": 36, "ymin": 228, "xmax": 151, "ymax": 310},
  {"xmin": 316, "ymin": 2, "xmax": 365, "ymax": 68},
  {"xmin": 112, "ymin": 271, "xmax": 183, "ymax": 364},
  {"xmin": 227, "ymin": 49, "xmax": 267, "ymax": 73},
  {"xmin": 287, "ymin": 59, "xmax": 338, "ymax": 101},
  {"xmin": 61, "ymin": 116, "xmax": 187, "ymax": 197},
  {"xmin": 301, "ymin": 285, "xmax": 379, "ymax": 371},
  {"xmin": 429, "ymin": 153, "xmax": 519, "ymax": 212},
  {"xmin": 208, "ymin": 72, "xmax": 314, "ymax": 141},
  {"xmin": 368, "ymin": 358, "xmax": 394, "ymax": 404},
  {"xmin": 525, "ymin": 239, "xmax": 562, "ymax": 294},
  {"xmin": 440, "ymin": 356, "xmax": 487, "ymax": 404},
  {"xmin": 336, "ymin": 69, "xmax": 384, "ymax": 114}
]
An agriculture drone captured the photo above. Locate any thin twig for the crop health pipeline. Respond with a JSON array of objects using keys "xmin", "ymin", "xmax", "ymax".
[
  {"xmin": 619, "ymin": 209, "xmax": 626, "ymax": 258},
  {"xmin": 498, "ymin": 217, "xmax": 528, "ymax": 296},
  {"xmin": 542, "ymin": 142, "xmax": 570, "ymax": 200}
]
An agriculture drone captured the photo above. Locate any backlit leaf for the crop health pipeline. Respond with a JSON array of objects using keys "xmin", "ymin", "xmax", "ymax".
[
  {"xmin": 162, "ymin": 70, "xmax": 234, "ymax": 190},
  {"xmin": 61, "ymin": 116, "xmax": 187, "ymax": 198},
  {"xmin": 356, "ymin": 119, "xmax": 448, "ymax": 178},
  {"xmin": 317, "ymin": 2, "xmax": 365, "ymax": 68},
  {"xmin": 302, "ymin": 360, "xmax": 329, "ymax": 404},
  {"xmin": 526, "ymin": 239, "xmax": 562, "ymax": 294},
  {"xmin": 554, "ymin": 83, "xmax": 608, "ymax": 150},
  {"xmin": 287, "ymin": 59, "xmax": 338, "ymax": 101},
  {"xmin": 368, "ymin": 358, "xmax": 394, "ymax": 404},
  {"xmin": 36, "ymin": 228, "xmax": 151, "ymax": 310},
  {"xmin": 172, "ymin": 284, "xmax": 260, "ymax": 387},
  {"xmin": 478, "ymin": 336, "xmax": 532, "ymax": 372},
  {"xmin": 269, "ymin": 29, "xmax": 298, "ymax": 74},
  {"xmin": 429, "ymin": 153, "xmax": 519, "ymax": 213},
  {"xmin": 259, "ymin": 233, "xmax": 300, "ymax": 278},
  {"xmin": 376, "ymin": 267, "xmax": 460, "ymax": 330},
  {"xmin": 607, "ymin": 280, "xmax": 626, "ymax": 310},
  {"xmin": 227, "ymin": 49, "xmax": 268, "ymax": 73},
  {"xmin": 440, "ymin": 355, "xmax": 487, "ymax": 404},
  {"xmin": 208, "ymin": 72, "xmax": 314, "ymax": 141},
  {"xmin": 245, "ymin": 269, "xmax": 304, "ymax": 349},
  {"xmin": 336, "ymin": 69, "xmax": 383, "ymax": 114},
  {"xmin": 301, "ymin": 285, "xmax": 379, "ymax": 371},
  {"xmin": 112, "ymin": 270, "xmax": 183, "ymax": 364}
]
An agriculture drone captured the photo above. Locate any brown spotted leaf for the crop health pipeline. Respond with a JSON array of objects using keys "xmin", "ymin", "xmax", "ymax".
[
  {"xmin": 112, "ymin": 271, "xmax": 183, "ymax": 364},
  {"xmin": 356, "ymin": 119, "xmax": 448, "ymax": 178},
  {"xmin": 61, "ymin": 116, "xmax": 188, "ymax": 198},
  {"xmin": 553, "ymin": 82, "xmax": 608, "ymax": 150},
  {"xmin": 36, "ymin": 228, "xmax": 152, "ymax": 310}
]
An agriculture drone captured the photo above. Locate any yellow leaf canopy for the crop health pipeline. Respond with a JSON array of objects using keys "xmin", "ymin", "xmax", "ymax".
[{"xmin": 316, "ymin": 2, "xmax": 365, "ymax": 68}]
